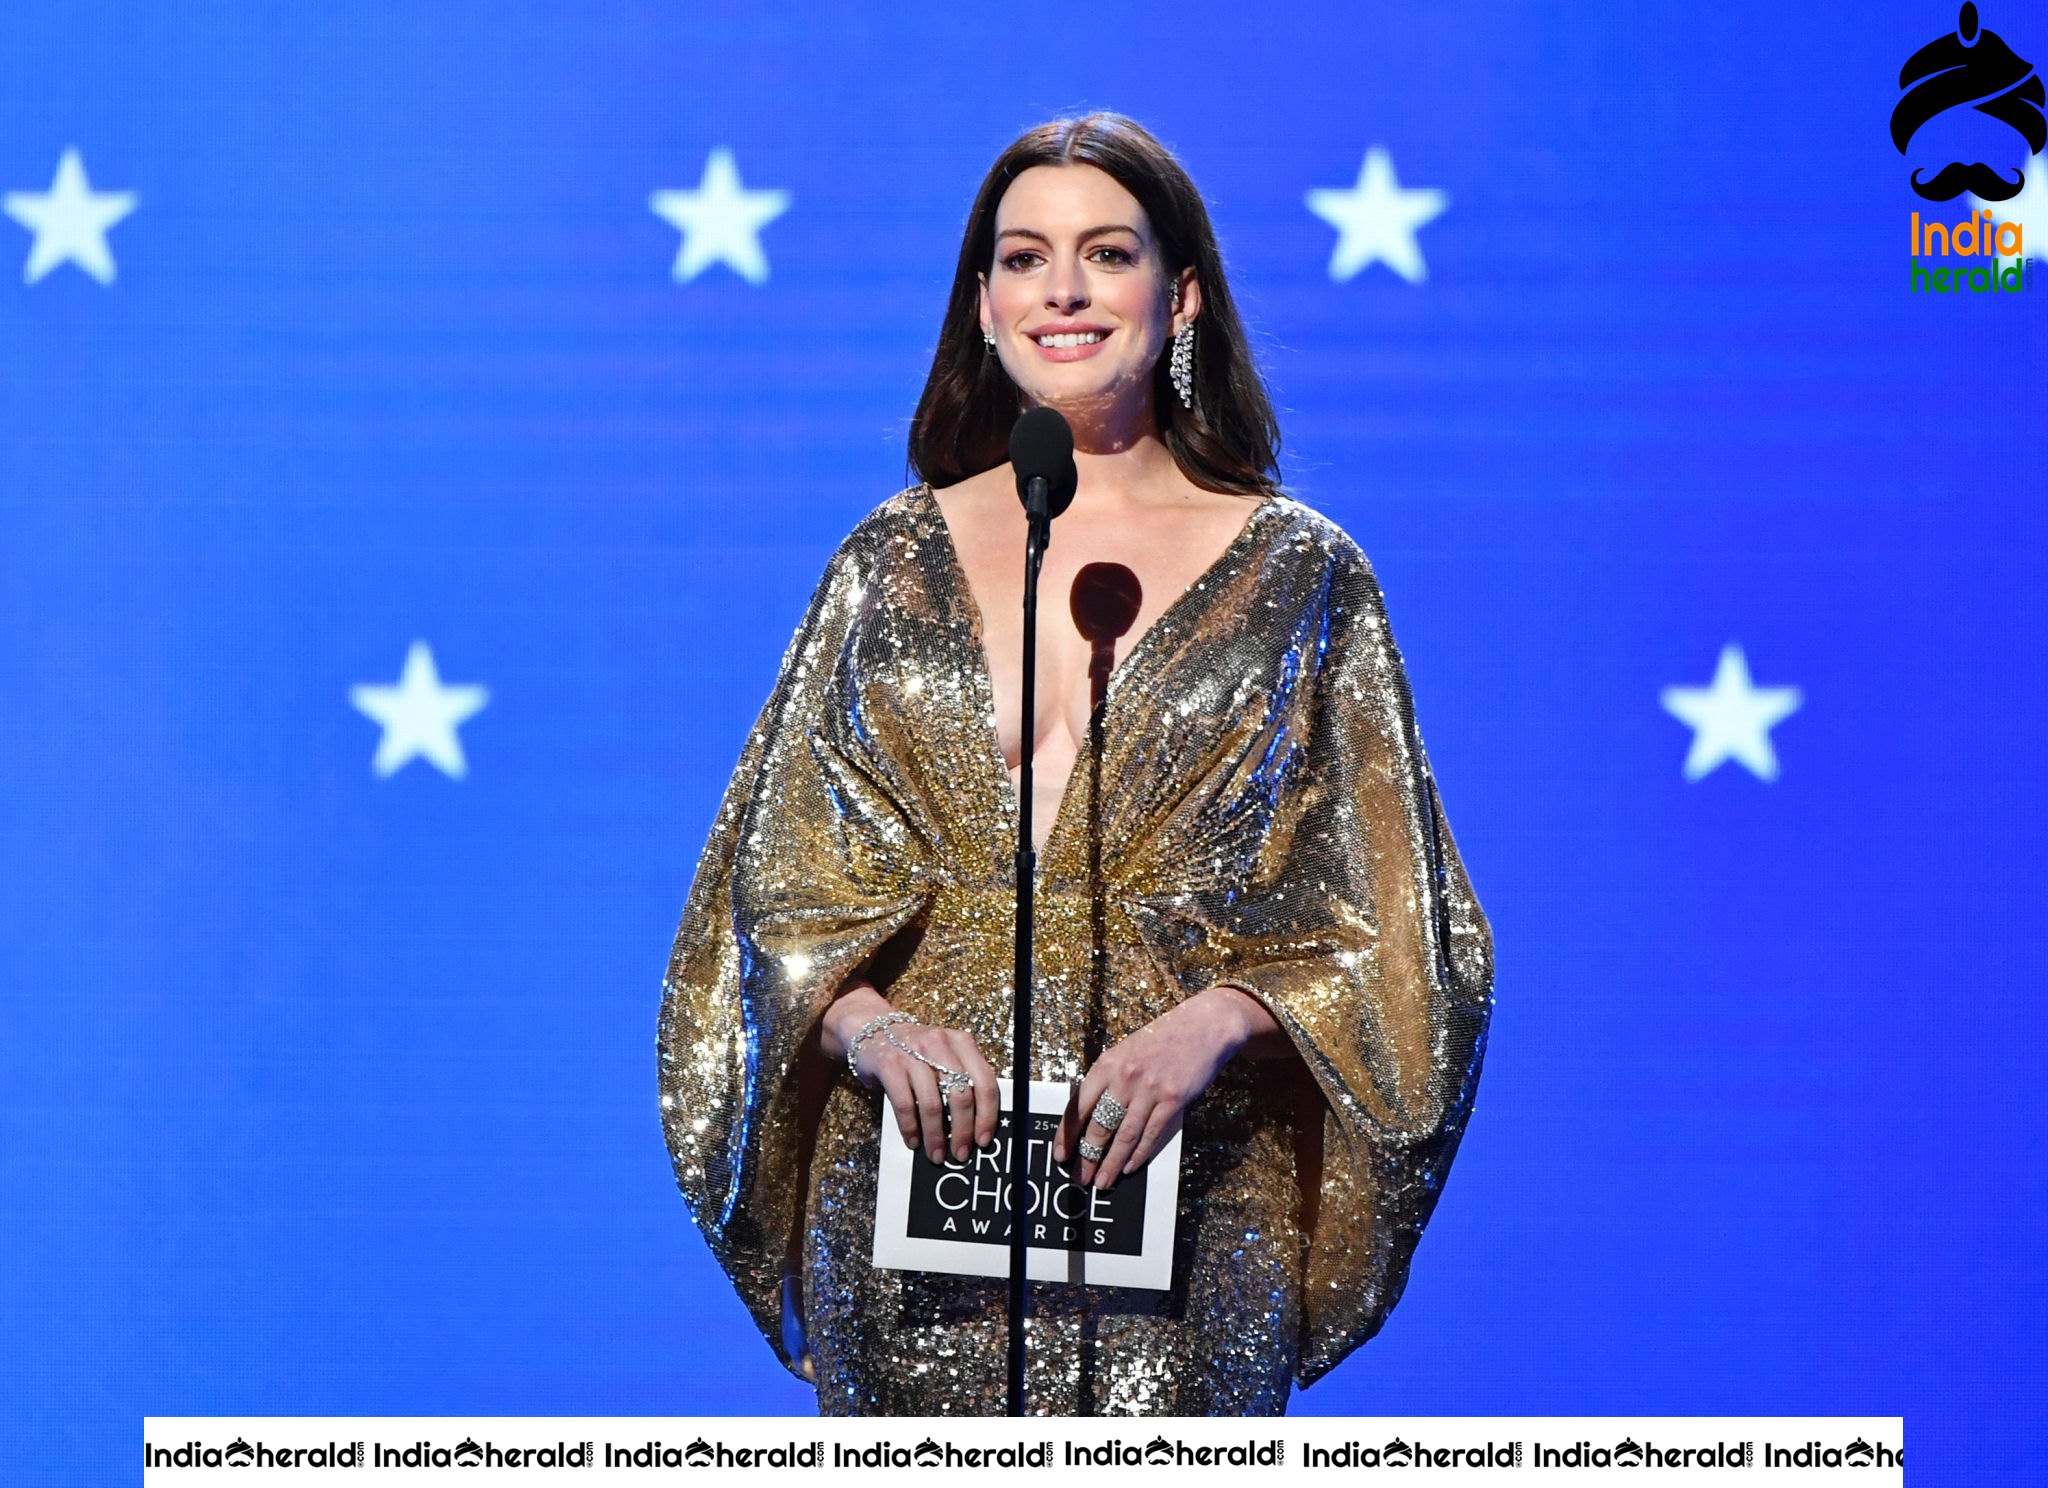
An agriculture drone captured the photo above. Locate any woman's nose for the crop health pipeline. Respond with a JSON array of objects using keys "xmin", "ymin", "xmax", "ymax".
[{"xmin": 1044, "ymin": 256, "xmax": 1088, "ymax": 312}]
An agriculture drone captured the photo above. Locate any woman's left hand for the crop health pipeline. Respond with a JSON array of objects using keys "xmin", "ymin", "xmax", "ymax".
[{"xmin": 1055, "ymin": 984, "xmax": 1286, "ymax": 1188}]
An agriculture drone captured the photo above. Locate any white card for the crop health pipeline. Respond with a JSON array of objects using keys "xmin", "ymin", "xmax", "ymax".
[{"xmin": 871, "ymin": 1078, "xmax": 1182, "ymax": 1290}]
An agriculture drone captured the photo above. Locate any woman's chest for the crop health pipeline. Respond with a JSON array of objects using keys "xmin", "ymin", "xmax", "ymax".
[
  {"xmin": 826, "ymin": 495, "xmax": 1320, "ymax": 867},
  {"xmin": 960, "ymin": 507, "xmax": 1260, "ymax": 771}
]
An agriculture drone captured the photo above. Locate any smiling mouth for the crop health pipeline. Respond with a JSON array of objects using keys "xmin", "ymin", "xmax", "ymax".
[{"xmin": 1034, "ymin": 330, "xmax": 1106, "ymax": 348}]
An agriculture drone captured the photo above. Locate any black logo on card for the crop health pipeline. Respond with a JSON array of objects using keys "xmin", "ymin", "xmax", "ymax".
[{"xmin": 903, "ymin": 1108, "xmax": 1150, "ymax": 1254}]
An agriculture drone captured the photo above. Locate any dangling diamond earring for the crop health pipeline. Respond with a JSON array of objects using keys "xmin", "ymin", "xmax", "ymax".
[
  {"xmin": 982, "ymin": 329, "xmax": 996, "ymax": 350},
  {"xmin": 1169, "ymin": 321, "xmax": 1196, "ymax": 411}
]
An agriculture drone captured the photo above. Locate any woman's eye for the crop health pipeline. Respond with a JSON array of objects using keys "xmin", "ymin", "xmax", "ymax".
[
  {"xmin": 1091, "ymin": 246, "xmax": 1135, "ymax": 266},
  {"xmin": 1001, "ymin": 251, "xmax": 1042, "ymax": 271}
]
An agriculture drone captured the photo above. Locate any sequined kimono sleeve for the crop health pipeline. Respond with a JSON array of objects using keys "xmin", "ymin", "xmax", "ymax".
[
  {"xmin": 1183, "ymin": 544, "xmax": 1493, "ymax": 1386},
  {"xmin": 656, "ymin": 516, "xmax": 932, "ymax": 1376}
]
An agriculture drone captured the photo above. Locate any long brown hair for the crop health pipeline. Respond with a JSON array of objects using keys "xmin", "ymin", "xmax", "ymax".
[{"xmin": 908, "ymin": 113, "xmax": 1280, "ymax": 495}]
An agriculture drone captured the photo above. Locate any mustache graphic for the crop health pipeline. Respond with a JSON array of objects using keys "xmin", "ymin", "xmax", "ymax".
[{"xmin": 1911, "ymin": 160, "xmax": 2027, "ymax": 201}]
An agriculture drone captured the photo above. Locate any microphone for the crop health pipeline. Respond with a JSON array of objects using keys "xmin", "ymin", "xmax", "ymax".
[
  {"xmin": 1009, "ymin": 406, "xmax": 1078, "ymax": 526},
  {"xmin": 1001, "ymin": 403, "xmax": 1075, "ymax": 1417}
]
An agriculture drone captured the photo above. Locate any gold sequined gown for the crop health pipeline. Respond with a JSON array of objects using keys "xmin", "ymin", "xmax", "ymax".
[{"xmin": 658, "ymin": 485, "xmax": 1491, "ymax": 1415}]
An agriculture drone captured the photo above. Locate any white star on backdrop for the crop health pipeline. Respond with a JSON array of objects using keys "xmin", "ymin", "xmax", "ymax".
[
  {"xmin": 1660, "ymin": 644, "xmax": 1803, "ymax": 783},
  {"xmin": 650, "ymin": 148, "xmax": 791, "ymax": 285},
  {"xmin": 350, "ymin": 642, "xmax": 489, "ymax": 780},
  {"xmin": 1305, "ymin": 147, "xmax": 1448, "ymax": 284},
  {"xmin": 4, "ymin": 147, "xmax": 137, "ymax": 285},
  {"xmin": 1974, "ymin": 152, "xmax": 2045, "ymax": 265}
]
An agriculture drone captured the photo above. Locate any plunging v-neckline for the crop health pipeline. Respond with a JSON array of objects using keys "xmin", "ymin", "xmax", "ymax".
[{"xmin": 915, "ymin": 481, "xmax": 1275, "ymax": 866}]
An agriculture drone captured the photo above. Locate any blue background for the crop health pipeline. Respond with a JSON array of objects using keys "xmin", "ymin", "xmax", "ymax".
[{"xmin": 3, "ymin": 1, "xmax": 2042, "ymax": 1481}]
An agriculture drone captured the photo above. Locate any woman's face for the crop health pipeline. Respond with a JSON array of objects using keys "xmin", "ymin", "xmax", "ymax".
[{"xmin": 979, "ymin": 163, "xmax": 1198, "ymax": 441}]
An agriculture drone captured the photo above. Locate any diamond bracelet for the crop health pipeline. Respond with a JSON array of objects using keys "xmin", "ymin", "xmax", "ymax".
[
  {"xmin": 880, "ymin": 1021, "xmax": 971, "ymax": 1097},
  {"xmin": 845, "ymin": 1010, "xmax": 915, "ymax": 1076}
]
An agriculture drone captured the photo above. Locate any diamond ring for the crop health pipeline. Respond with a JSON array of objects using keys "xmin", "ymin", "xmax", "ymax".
[
  {"xmin": 1077, "ymin": 1138, "xmax": 1108, "ymax": 1162},
  {"xmin": 1090, "ymin": 1093, "xmax": 1127, "ymax": 1133}
]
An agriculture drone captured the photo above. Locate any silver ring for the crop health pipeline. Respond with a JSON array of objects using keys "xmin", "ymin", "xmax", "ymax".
[
  {"xmin": 1090, "ymin": 1094, "xmax": 1127, "ymax": 1133},
  {"xmin": 937, "ymin": 1070, "xmax": 972, "ymax": 1101},
  {"xmin": 1077, "ymin": 1138, "xmax": 1108, "ymax": 1162}
]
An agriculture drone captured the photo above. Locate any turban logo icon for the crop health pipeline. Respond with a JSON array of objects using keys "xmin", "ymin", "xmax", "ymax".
[{"xmin": 1891, "ymin": 4, "xmax": 2045, "ymax": 200}]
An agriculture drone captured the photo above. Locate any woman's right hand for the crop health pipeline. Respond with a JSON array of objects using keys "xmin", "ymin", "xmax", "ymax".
[{"xmin": 821, "ymin": 984, "xmax": 999, "ymax": 1164}]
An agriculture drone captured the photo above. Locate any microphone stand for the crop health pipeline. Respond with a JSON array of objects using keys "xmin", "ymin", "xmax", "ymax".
[{"xmin": 1007, "ymin": 475, "xmax": 1051, "ymax": 1417}]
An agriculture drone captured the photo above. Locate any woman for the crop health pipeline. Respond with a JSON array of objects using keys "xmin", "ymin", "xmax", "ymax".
[{"xmin": 658, "ymin": 113, "xmax": 1492, "ymax": 1416}]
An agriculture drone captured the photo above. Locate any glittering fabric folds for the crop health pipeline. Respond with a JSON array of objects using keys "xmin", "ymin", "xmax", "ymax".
[{"xmin": 658, "ymin": 485, "xmax": 1492, "ymax": 1414}]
